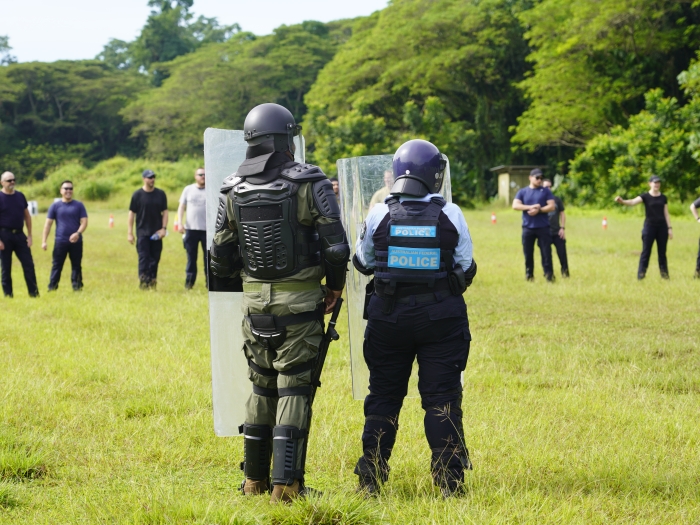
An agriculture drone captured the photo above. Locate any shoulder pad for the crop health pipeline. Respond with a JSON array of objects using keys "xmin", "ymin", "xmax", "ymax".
[
  {"xmin": 312, "ymin": 179, "xmax": 341, "ymax": 219},
  {"xmin": 219, "ymin": 174, "xmax": 242, "ymax": 194},
  {"xmin": 430, "ymin": 196, "xmax": 447, "ymax": 207},
  {"xmin": 279, "ymin": 163, "xmax": 327, "ymax": 183}
]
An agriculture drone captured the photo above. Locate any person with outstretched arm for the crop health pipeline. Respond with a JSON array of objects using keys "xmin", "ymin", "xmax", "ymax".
[{"xmin": 615, "ymin": 175, "xmax": 672, "ymax": 280}]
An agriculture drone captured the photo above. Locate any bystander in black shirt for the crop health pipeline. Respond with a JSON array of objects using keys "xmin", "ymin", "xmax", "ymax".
[
  {"xmin": 548, "ymin": 196, "xmax": 565, "ymax": 234},
  {"xmin": 129, "ymin": 188, "xmax": 168, "ymax": 237},
  {"xmin": 0, "ymin": 191, "xmax": 28, "ymax": 229},
  {"xmin": 640, "ymin": 192, "xmax": 667, "ymax": 225}
]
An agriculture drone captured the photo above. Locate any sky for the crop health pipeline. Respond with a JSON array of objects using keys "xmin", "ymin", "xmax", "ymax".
[{"xmin": 0, "ymin": 0, "xmax": 388, "ymax": 63}]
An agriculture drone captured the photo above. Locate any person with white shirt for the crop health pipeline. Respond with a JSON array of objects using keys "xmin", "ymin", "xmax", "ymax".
[{"xmin": 178, "ymin": 167, "xmax": 207, "ymax": 289}]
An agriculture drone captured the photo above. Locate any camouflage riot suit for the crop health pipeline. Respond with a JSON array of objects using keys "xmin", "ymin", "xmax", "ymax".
[{"xmin": 209, "ymin": 104, "xmax": 349, "ymax": 502}]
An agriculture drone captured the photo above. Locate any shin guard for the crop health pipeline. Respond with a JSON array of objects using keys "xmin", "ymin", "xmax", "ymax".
[
  {"xmin": 240, "ymin": 424, "xmax": 273, "ymax": 481},
  {"xmin": 272, "ymin": 425, "xmax": 306, "ymax": 485}
]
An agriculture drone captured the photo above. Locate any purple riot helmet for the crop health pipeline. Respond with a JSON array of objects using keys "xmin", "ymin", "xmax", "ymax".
[{"xmin": 391, "ymin": 139, "xmax": 447, "ymax": 197}]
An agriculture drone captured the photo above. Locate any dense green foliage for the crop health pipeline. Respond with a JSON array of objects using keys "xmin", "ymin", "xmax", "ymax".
[
  {"xmin": 566, "ymin": 57, "xmax": 700, "ymax": 206},
  {"xmin": 0, "ymin": 61, "xmax": 149, "ymax": 181},
  {"xmin": 303, "ymin": 0, "xmax": 533, "ymax": 201},
  {"xmin": 122, "ymin": 20, "xmax": 354, "ymax": 159},
  {"xmin": 513, "ymin": 0, "xmax": 700, "ymax": 150},
  {"xmin": 97, "ymin": 0, "xmax": 239, "ymax": 84}
]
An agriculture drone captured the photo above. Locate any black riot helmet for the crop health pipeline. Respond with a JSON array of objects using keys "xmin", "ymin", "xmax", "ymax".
[
  {"xmin": 243, "ymin": 103, "xmax": 301, "ymax": 156},
  {"xmin": 391, "ymin": 139, "xmax": 447, "ymax": 197}
]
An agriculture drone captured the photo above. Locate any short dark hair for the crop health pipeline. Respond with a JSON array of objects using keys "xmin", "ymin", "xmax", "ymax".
[
  {"xmin": 60, "ymin": 180, "xmax": 73, "ymax": 188},
  {"xmin": 329, "ymin": 177, "xmax": 338, "ymax": 182}
]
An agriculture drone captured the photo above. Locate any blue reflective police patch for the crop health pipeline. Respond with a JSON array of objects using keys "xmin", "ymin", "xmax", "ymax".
[
  {"xmin": 390, "ymin": 225, "xmax": 437, "ymax": 238},
  {"xmin": 388, "ymin": 246, "xmax": 440, "ymax": 269}
]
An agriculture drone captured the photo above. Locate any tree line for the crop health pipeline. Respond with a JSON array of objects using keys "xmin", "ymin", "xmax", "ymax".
[{"xmin": 2, "ymin": 0, "xmax": 700, "ymax": 205}]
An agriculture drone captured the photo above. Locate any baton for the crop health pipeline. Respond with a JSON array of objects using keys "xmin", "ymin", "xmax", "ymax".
[
  {"xmin": 299, "ymin": 297, "xmax": 343, "ymax": 487},
  {"xmin": 309, "ymin": 297, "xmax": 343, "ymax": 407}
]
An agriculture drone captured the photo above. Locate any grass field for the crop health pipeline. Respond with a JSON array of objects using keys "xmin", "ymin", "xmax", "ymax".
[{"xmin": 2, "ymin": 207, "xmax": 699, "ymax": 524}]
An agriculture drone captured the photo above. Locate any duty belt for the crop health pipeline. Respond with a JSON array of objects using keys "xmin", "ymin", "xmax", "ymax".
[
  {"xmin": 0, "ymin": 228, "xmax": 22, "ymax": 234},
  {"xmin": 375, "ymin": 279, "xmax": 453, "ymax": 308},
  {"xmin": 242, "ymin": 281, "xmax": 320, "ymax": 293}
]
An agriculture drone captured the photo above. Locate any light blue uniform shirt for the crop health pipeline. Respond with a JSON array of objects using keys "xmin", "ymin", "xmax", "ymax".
[{"xmin": 356, "ymin": 193, "xmax": 473, "ymax": 271}]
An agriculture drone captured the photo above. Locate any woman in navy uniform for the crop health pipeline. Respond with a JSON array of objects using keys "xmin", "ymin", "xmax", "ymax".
[{"xmin": 352, "ymin": 140, "xmax": 477, "ymax": 497}]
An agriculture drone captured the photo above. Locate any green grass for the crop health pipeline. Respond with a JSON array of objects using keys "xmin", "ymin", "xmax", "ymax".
[{"xmin": 2, "ymin": 207, "xmax": 700, "ymax": 524}]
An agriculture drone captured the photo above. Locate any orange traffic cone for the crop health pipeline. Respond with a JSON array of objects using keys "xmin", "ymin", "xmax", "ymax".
[
  {"xmin": 109, "ymin": 214, "xmax": 114, "ymax": 228},
  {"xmin": 491, "ymin": 212, "xmax": 497, "ymax": 224},
  {"xmin": 173, "ymin": 219, "xmax": 179, "ymax": 232},
  {"xmin": 602, "ymin": 216, "xmax": 608, "ymax": 230}
]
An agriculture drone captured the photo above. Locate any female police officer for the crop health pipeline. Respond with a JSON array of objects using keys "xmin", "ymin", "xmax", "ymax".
[{"xmin": 352, "ymin": 139, "xmax": 477, "ymax": 497}]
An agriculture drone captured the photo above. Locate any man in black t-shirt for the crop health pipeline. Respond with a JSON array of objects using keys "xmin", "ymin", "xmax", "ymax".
[
  {"xmin": 128, "ymin": 170, "xmax": 168, "ymax": 289},
  {"xmin": 543, "ymin": 179, "xmax": 569, "ymax": 277},
  {"xmin": 690, "ymin": 196, "xmax": 700, "ymax": 278},
  {"xmin": 0, "ymin": 171, "xmax": 39, "ymax": 297}
]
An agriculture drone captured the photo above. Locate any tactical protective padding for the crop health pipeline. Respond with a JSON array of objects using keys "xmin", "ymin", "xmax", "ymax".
[
  {"xmin": 272, "ymin": 425, "xmax": 305, "ymax": 484},
  {"xmin": 312, "ymin": 179, "xmax": 341, "ymax": 219},
  {"xmin": 205, "ymin": 128, "xmax": 305, "ymax": 436},
  {"xmin": 336, "ymin": 154, "xmax": 452, "ymax": 401},
  {"xmin": 242, "ymin": 424, "xmax": 273, "ymax": 480}
]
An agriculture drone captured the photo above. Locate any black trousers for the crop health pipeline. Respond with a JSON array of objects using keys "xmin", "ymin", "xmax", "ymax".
[
  {"xmin": 49, "ymin": 241, "xmax": 83, "ymax": 290},
  {"xmin": 551, "ymin": 234, "xmax": 569, "ymax": 273},
  {"xmin": 136, "ymin": 236, "xmax": 162, "ymax": 284},
  {"xmin": 0, "ymin": 230, "xmax": 38, "ymax": 297},
  {"xmin": 183, "ymin": 229, "xmax": 207, "ymax": 287},
  {"xmin": 696, "ymin": 238, "xmax": 700, "ymax": 272},
  {"xmin": 522, "ymin": 227, "xmax": 553, "ymax": 278},
  {"xmin": 638, "ymin": 222, "xmax": 668, "ymax": 276},
  {"xmin": 357, "ymin": 296, "xmax": 471, "ymax": 490}
]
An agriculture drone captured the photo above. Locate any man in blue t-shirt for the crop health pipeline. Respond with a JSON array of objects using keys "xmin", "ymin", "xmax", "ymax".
[
  {"xmin": 42, "ymin": 180, "xmax": 88, "ymax": 291},
  {"xmin": 0, "ymin": 171, "xmax": 39, "ymax": 298},
  {"xmin": 512, "ymin": 168, "xmax": 556, "ymax": 281}
]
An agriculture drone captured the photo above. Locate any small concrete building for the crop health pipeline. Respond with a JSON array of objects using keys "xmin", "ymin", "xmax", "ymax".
[{"xmin": 490, "ymin": 165, "xmax": 548, "ymax": 205}]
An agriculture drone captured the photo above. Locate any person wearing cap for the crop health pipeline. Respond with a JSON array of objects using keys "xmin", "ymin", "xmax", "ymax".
[
  {"xmin": 352, "ymin": 139, "xmax": 476, "ymax": 497},
  {"xmin": 128, "ymin": 170, "xmax": 168, "ymax": 289},
  {"xmin": 615, "ymin": 175, "xmax": 672, "ymax": 279},
  {"xmin": 0, "ymin": 171, "xmax": 39, "ymax": 298},
  {"xmin": 512, "ymin": 168, "xmax": 556, "ymax": 281},
  {"xmin": 178, "ymin": 167, "xmax": 207, "ymax": 289},
  {"xmin": 42, "ymin": 180, "xmax": 88, "ymax": 291},
  {"xmin": 542, "ymin": 178, "xmax": 569, "ymax": 278},
  {"xmin": 690, "ymin": 196, "xmax": 700, "ymax": 278}
]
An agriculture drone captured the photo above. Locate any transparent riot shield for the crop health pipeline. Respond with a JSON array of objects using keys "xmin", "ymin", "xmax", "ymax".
[
  {"xmin": 205, "ymin": 128, "xmax": 304, "ymax": 436},
  {"xmin": 337, "ymin": 155, "xmax": 452, "ymax": 401}
]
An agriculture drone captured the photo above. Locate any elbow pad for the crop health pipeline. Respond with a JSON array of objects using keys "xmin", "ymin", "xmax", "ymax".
[
  {"xmin": 209, "ymin": 242, "xmax": 241, "ymax": 278},
  {"xmin": 352, "ymin": 253, "xmax": 374, "ymax": 276},
  {"xmin": 317, "ymin": 221, "xmax": 350, "ymax": 291}
]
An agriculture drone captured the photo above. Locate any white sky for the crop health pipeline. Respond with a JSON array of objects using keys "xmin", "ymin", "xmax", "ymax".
[{"xmin": 0, "ymin": 0, "xmax": 388, "ymax": 63}]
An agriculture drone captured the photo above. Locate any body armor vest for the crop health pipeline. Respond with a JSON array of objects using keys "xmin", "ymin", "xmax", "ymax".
[
  {"xmin": 232, "ymin": 178, "xmax": 321, "ymax": 279},
  {"xmin": 374, "ymin": 196, "xmax": 451, "ymax": 294}
]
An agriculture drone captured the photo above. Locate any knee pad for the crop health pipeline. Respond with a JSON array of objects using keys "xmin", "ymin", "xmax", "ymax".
[{"xmin": 239, "ymin": 424, "xmax": 272, "ymax": 481}]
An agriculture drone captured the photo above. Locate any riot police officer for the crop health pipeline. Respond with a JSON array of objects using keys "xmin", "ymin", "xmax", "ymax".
[
  {"xmin": 209, "ymin": 103, "xmax": 350, "ymax": 502},
  {"xmin": 352, "ymin": 139, "xmax": 477, "ymax": 497}
]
